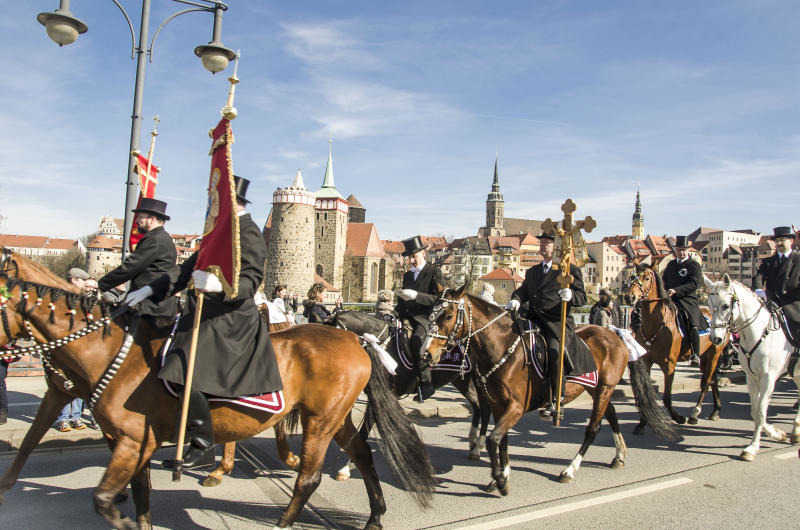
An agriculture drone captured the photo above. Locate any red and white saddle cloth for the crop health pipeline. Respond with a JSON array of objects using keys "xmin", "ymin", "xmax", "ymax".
[
  {"xmin": 522, "ymin": 327, "xmax": 598, "ymax": 389},
  {"xmin": 163, "ymin": 380, "xmax": 285, "ymax": 414}
]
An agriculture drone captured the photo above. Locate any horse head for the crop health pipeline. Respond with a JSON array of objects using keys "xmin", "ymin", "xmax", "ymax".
[
  {"xmin": 706, "ymin": 273, "xmax": 742, "ymax": 345},
  {"xmin": 624, "ymin": 263, "xmax": 655, "ymax": 305}
]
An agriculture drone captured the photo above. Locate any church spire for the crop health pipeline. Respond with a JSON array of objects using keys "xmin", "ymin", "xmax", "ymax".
[
  {"xmin": 632, "ymin": 187, "xmax": 644, "ymax": 239},
  {"xmin": 491, "ymin": 155, "xmax": 500, "ymax": 193},
  {"xmin": 316, "ymin": 136, "xmax": 343, "ymax": 199}
]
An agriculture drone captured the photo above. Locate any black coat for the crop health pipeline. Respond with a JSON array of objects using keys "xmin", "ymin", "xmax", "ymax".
[
  {"xmin": 396, "ymin": 263, "xmax": 444, "ymax": 331},
  {"xmin": 98, "ymin": 225, "xmax": 178, "ymax": 319},
  {"xmin": 753, "ymin": 251, "xmax": 800, "ymax": 325},
  {"xmin": 157, "ymin": 214, "xmax": 282, "ymax": 397},
  {"xmin": 662, "ymin": 258, "xmax": 708, "ymax": 331},
  {"xmin": 511, "ymin": 262, "xmax": 595, "ymax": 375}
]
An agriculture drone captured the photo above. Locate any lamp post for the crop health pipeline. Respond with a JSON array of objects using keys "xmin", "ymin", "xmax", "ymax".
[{"xmin": 37, "ymin": 0, "xmax": 236, "ymax": 257}]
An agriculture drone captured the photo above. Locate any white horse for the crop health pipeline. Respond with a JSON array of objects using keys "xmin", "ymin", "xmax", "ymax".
[{"xmin": 705, "ymin": 274, "xmax": 800, "ymax": 461}]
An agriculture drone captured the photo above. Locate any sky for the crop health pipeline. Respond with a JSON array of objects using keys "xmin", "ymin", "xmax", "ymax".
[{"xmin": 2, "ymin": 1, "xmax": 800, "ymax": 243}]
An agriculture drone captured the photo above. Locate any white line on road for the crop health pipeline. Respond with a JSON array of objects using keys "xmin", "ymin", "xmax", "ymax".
[
  {"xmin": 457, "ymin": 477, "xmax": 693, "ymax": 530},
  {"xmin": 774, "ymin": 451, "xmax": 797, "ymax": 460},
  {"xmin": 9, "ymin": 402, "xmax": 42, "ymax": 407}
]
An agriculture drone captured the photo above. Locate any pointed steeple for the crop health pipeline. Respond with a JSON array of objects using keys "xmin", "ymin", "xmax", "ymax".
[
  {"xmin": 491, "ymin": 155, "xmax": 500, "ymax": 193},
  {"xmin": 291, "ymin": 168, "xmax": 306, "ymax": 189},
  {"xmin": 632, "ymin": 187, "xmax": 644, "ymax": 239},
  {"xmin": 316, "ymin": 137, "xmax": 343, "ymax": 199}
]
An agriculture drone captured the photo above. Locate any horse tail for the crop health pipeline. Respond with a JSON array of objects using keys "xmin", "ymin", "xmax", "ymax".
[
  {"xmin": 277, "ymin": 408, "xmax": 301, "ymax": 434},
  {"xmin": 628, "ymin": 360, "xmax": 683, "ymax": 443},
  {"xmin": 361, "ymin": 344, "xmax": 436, "ymax": 508}
]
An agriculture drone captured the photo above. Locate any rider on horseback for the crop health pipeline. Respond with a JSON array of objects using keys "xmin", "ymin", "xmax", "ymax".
[
  {"xmin": 506, "ymin": 230, "xmax": 593, "ymax": 417},
  {"xmin": 662, "ymin": 235, "xmax": 707, "ymax": 366},
  {"xmin": 753, "ymin": 226, "xmax": 800, "ymax": 347},
  {"xmin": 395, "ymin": 236, "xmax": 444, "ymax": 402}
]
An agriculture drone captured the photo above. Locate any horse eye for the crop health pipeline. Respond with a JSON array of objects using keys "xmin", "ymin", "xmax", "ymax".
[{"xmin": 721, "ymin": 304, "xmax": 729, "ymax": 311}]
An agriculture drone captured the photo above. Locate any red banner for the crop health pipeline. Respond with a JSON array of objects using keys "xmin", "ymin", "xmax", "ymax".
[
  {"xmin": 194, "ymin": 118, "xmax": 240, "ymax": 297},
  {"xmin": 130, "ymin": 153, "xmax": 160, "ymax": 250}
]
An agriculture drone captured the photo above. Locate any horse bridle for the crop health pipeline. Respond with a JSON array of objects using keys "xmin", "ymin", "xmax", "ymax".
[{"xmin": 707, "ymin": 286, "xmax": 778, "ymax": 366}]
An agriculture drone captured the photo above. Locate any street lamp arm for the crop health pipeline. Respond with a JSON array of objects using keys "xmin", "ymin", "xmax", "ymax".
[
  {"xmin": 172, "ymin": 0, "xmax": 229, "ymax": 10},
  {"xmin": 149, "ymin": 7, "xmax": 209, "ymax": 63},
  {"xmin": 110, "ymin": 0, "xmax": 136, "ymax": 59}
]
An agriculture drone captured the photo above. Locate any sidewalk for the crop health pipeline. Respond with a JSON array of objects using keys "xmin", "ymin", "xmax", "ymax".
[{"xmin": 0, "ymin": 363, "xmax": 746, "ymax": 453}]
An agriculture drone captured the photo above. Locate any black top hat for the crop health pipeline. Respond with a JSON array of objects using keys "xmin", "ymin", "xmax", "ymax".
[
  {"xmin": 233, "ymin": 175, "xmax": 251, "ymax": 204},
  {"xmin": 673, "ymin": 235, "xmax": 689, "ymax": 248},
  {"xmin": 132, "ymin": 198, "xmax": 170, "ymax": 221},
  {"xmin": 770, "ymin": 226, "xmax": 794, "ymax": 239},
  {"xmin": 538, "ymin": 230, "xmax": 555, "ymax": 241},
  {"xmin": 401, "ymin": 235, "xmax": 427, "ymax": 257}
]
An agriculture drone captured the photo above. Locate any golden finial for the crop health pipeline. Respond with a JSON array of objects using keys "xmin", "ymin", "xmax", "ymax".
[{"xmin": 220, "ymin": 50, "xmax": 240, "ymax": 120}]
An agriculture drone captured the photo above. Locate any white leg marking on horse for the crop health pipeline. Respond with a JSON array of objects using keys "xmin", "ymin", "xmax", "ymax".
[
  {"xmin": 502, "ymin": 464, "xmax": 510, "ymax": 478},
  {"xmin": 613, "ymin": 432, "xmax": 627, "ymax": 461},
  {"xmin": 690, "ymin": 406, "xmax": 701, "ymax": 420},
  {"xmin": 563, "ymin": 454, "xmax": 583, "ymax": 479},
  {"xmin": 468, "ymin": 425, "xmax": 479, "ymax": 447}
]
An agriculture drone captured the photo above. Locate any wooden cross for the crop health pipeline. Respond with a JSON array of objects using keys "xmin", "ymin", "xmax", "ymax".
[{"xmin": 541, "ymin": 199, "xmax": 596, "ymax": 288}]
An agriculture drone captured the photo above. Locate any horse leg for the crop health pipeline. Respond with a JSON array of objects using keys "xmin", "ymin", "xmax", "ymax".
[
  {"xmin": 559, "ymin": 384, "xmax": 613, "ymax": 483},
  {"xmin": 689, "ymin": 352, "xmax": 716, "ymax": 425},
  {"xmin": 275, "ymin": 417, "xmax": 337, "ymax": 528},
  {"xmin": 202, "ymin": 441, "xmax": 236, "ymax": 487},
  {"xmin": 129, "ymin": 463, "xmax": 152, "ymax": 530},
  {"xmin": 336, "ymin": 412, "xmax": 373, "ymax": 481},
  {"xmin": 333, "ymin": 413, "xmax": 386, "ymax": 529},
  {"xmin": 605, "ymin": 402, "xmax": 626, "ymax": 469},
  {"xmin": 661, "ymin": 362, "xmax": 686, "ymax": 424},
  {"xmin": 741, "ymin": 373, "xmax": 767, "ymax": 461},
  {"xmin": 708, "ymin": 370, "xmax": 722, "ymax": 421},
  {"xmin": 758, "ymin": 373, "xmax": 787, "ymax": 443},
  {"xmin": 0, "ymin": 388, "xmax": 71, "ymax": 501},
  {"xmin": 274, "ymin": 421, "xmax": 301, "ymax": 471},
  {"xmin": 633, "ymin": 357, "xmax": 655, "ymax": 435},
  {"xmin": 93, "ymin": 437, "xmax": 154, "ymax": 530},
  {"xmin": 790, "ymin": 359, "xmax": 800, "ymax": 444},
  {"xmin": 485, "ymin": 402, "xmax": 523, "ymax": 496}
]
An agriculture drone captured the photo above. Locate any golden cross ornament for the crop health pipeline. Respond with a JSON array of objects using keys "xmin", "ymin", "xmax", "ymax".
[{"xmin": 541, "ymin": 199, "xmax": 597, "ymax": 288}]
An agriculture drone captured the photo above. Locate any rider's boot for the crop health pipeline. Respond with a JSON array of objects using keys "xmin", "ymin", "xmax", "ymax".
[
  {"xmin": 689, "ymin": 327, "xmax": 701, "ymax": 367},
  {"xmin": 163, "ymin": 391, "xmax": 216, "ymax": 470},
  {"xmin": 540, "ymin": 371, "xmax": 565, "ymax": 421},
  {"xmin": 414, "ymin": 365, "xmax": 435, "ymax": 402}
]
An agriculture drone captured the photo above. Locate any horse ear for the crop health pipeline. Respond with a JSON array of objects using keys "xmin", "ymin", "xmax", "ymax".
[
  {"xmin": 722, "ymin": 273, "xmax": 731, "ymax": 287},
  {"xmin": 455, "ymin": 283, "xmax": 467, "ymax": 296},
  {"xmin": 703, "ymin": 274, "xmax": 715, "ymax": 290}
]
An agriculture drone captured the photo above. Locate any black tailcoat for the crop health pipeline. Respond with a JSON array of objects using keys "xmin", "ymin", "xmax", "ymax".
[
  {"xmin": 157, "ymin": 213, "xmax": 282, "ymax": 397},
  {"xmin": 753, "ymin": 251, "xmax": 800, "ymax": 336},
  {"xmin": 662, "ymin": 258, "xmax": 708, "ymax": 331},
  {"xmin": 396, "ymin": 263, "xmax": 444, "ymax": 331},
  {"xmin": 511, "ymin": 262, "xmax": 595, "ymax": 375},
  {"xmin": 98, "ymin": 225, "xmax": 178, "ymax": 319}
]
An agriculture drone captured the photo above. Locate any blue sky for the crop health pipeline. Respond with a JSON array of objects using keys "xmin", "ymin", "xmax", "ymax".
[{"xmin": 2, "ymin": 1, "xmax": 799, "ymax": 242}]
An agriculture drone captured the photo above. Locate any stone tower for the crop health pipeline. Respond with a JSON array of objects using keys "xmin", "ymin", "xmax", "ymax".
[
  {"xmin": 346, "ymin": 194, "xmax": 366, "ymax": 223},
  {"xmin": 632, "ymin": 188, "xmax": 644, "ymax": 239},
  {"xmin": 266, "ymin": 169, "xmax": 316, "ymax": 298},
  {"xmin": 315, "ymin": 141, "xmax": 349, "ymax": 289},
  {"xmin": 480, "ymin": 156, "xmax": 504, "ymax": 237}
]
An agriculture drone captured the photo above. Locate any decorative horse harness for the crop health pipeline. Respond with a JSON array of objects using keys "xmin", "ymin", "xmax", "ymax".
[{"xmin": 0, "ymin": 248, "xmax": 132, "ymax": 411}]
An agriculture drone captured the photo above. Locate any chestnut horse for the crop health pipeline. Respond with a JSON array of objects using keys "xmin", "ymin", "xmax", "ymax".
[
  {"xmin": 624, "ymin": 263, "xmax": 728, "ymax": 432},
  {"xmin": 0, "ymin": 249, "xmax": 436, "ymax": 529},
  {"xmin": 424, "ymin": 287, "xmax": 680, "ymax": 492}
]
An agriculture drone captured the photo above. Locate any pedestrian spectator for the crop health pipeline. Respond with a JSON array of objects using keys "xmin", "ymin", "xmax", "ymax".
[
  {"xmin": 272, "ymin": 284, "xmax": 298, "ymax": 324},
  {"xmin": 590, "ymin": 288, "xmax": 622, "ymax": 328},
  {"xmin": 303, "ymin": 282, "xmax": 338, "ymax": 323},
  {"xmin": 374, "ymin": 289, "xmax": 396, "ymax": 318}
]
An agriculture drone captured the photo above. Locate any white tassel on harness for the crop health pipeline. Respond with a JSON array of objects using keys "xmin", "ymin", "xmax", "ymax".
[{"xmin": 362, "ymin": 332, "xmax": 398, "ymax": 375}]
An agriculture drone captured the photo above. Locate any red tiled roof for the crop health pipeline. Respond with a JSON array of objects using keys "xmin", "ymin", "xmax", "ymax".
[
  {"xmin": 481, "ymin": 267, "xmax": 523, "ymax": 281},
  {"xmin": 347, "ymin": 223, "xmax": 384, "ymax": 258},
  {"xmin": 603, "ymin": 235, "xmax": 630, "ymax": 246},
  {"xmin": 345, "ymin": 194, "xmax": 364, "ymax": 208},
  {"xmin": 87, "ymin": 235, "xmax": 122, "ymax": 250},
  {"xmin": 609, "ymin": 245, "xmax": 626, "ymax": 255},
  {"xmin": 382, "ymin": 240, "xmax": 405, "ymax": 254},
  {"xmin": 313, "ymin": 274, "xmax": 340, "ymax": 293},
  {"xmin": 0, "ymin": 235, "xmax": 78, "ymax": 250}
]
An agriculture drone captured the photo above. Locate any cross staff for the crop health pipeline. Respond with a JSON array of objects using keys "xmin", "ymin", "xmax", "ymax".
[{"xmin": 541, "ymin": 198, "xmax": 596, "ymax": 426}]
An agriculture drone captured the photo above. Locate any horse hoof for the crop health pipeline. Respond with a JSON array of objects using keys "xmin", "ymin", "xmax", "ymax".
[
  {"xmin": 675, "ymin": 416, "xmax": 686, "ymax": 425},
  {"xmin": 499, "ymin": 482, "xmax": 510, "ymax": 496},
  {"xmin": 777, "ymin": 432, "xmax": 788, "ymax": 442},
  {"xmin": 468, "ymin": 452, "xmax": 481, "ymax": 461},
  {"xmin": 739, "ymin": 451, "xmax": 755, "ymax": 462},
  {"xmin": 790, "ymin": 434, "xmax": 800, "ymax": 444},
  {"xmin": 610, "ymin": 458, "xmax": 625, "ymax": 469},
  {"xmin": 687, "ymin": 417, "xmax": 698, "ymax": 425},
  {"xmin": 708, "ymin": 412, "xmax": 720, "ymax": 421},
  {"xmin": 201, "ymin": 476, "xmax": 222, "ymax": 487},
  {"xmin": 334, "ymin": 471, "xmax": 350, "ymax": 482},
  {"xmin": 632, "ymin": 426, "xmax": 644, "ymax": 436},
  {"xmin": 558, "ymin": 473, "xmax": 574, "ymax": 484},
  {"xmin": 485, "ymin": 480, "xmax": 497, "ymax": 493}
]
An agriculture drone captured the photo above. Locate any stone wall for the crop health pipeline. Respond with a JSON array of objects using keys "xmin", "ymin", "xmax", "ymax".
[{"xmin": 266, "ymin": 200, "xmax": 316, "ymax": 299}]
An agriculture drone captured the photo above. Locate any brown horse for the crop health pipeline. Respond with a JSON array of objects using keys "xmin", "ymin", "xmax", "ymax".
[
  {"xmin": 0, "ymin": 249, "xmax": 436, "ymax": 529},
  {"xmin": 424, "ymin": 286, "xmax": 681, "ymax": 492},
  {"xmin": 624, "ymin": 263, "xmax": 728, "ymax": 432}
]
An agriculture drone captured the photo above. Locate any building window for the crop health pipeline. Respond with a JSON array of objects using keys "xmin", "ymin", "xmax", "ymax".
[{"xmin": 370, "ymin": 263, "xmax": 378, "ymax": 294}]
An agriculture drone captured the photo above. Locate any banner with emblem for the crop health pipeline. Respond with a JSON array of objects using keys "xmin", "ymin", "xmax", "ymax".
[
  {"xmin": 193, "ymin": 117, "xmax": 241, "ymax": 297},
  {"xmin": 129, "ymin": 153, "xmax": 160, "ymax": 250}
]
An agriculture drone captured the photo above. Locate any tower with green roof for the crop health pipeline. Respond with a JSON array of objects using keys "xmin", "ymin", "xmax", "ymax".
[{"xmin": 315, "ymin": 139, "xmax": 349, "ymax": 289}]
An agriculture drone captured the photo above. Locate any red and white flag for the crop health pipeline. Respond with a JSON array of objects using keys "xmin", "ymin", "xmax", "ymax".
[
  {"xmin": 130, "ymin": 153, "xmax": 160, "ymax": 250},
  {"xmin": 194, "ymin": 118, "xmax": 241, "ymax": 297}
]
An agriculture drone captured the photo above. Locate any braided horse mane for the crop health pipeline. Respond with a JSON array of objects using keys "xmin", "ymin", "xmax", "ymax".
[{"xmin": 0, "ymin": 247, "xmax": 113, "ymax": 331}]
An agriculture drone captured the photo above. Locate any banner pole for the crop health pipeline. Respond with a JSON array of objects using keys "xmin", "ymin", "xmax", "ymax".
[{"xmin": 172, "ymin": 290, "xmax": 204, "ymax": 482}]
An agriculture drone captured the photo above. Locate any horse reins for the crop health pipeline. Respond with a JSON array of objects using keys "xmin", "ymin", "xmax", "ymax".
[
  {"xmin": 628, "ymin": 271, "xmax": 673, "ymax": 347},
  {"xmin": 709, "ymin": 288, "xmax": 780, "ymax": 369}
]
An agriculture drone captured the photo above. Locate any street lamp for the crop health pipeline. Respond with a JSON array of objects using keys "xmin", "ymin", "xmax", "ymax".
[{"xmin": 37, "ymin": 0, "xmax": 237, "ymax": 257}]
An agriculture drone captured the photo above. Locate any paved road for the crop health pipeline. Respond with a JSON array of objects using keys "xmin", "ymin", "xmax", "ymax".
[{"xmin": 0, "ymin": 366, "xmax": 798, "ymax": 529}]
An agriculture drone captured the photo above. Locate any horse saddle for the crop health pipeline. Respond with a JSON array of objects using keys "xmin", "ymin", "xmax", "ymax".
[
  {"xmin": 514, "ymin": 319, "xmax": 548, "ymax": 372},
  {"xmin": 768, "ymin": 302, "xmax": 800, "ymax": 349}
]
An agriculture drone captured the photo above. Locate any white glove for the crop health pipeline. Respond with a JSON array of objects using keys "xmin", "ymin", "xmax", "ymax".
[
  {"xmin": 398, "ymin": 289, "xmax": 418, "ymax": 301},
  {"xmin": 192, "ymin": 270, "xmax": 223, "ymax": 293},
  {"xmin": 125, "ymin": 286, "xmax": 153, "ymax": 307},
  {"xmin": 558, "ymin": 288, "xmax": 573, "ymax": 302},
  {"xmin": 506, "ymin": 299, "xmax": 520, "ymax": 311},
  {"xmin": 755, "ymin": 288, "xmax": 767, "ymax": 301}
]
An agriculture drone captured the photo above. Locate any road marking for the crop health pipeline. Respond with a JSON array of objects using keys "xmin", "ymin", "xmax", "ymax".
[
  {"xmin": 9, "ymin": 401, "xmax": 42, "ymax": 407},
  {"xmin": 774, "ymin": 451, "xmax": 797, "ymax": 460},
  {"xmin": 457, "ymin": 477, "xmax": 693, "ymax": 530}
]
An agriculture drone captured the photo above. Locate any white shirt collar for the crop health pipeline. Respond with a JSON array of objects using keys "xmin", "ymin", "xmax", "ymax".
[
  {"xmin": 677, "ymin": 256, "xmax": 689, "ymax": 264},
  {"xmin": 781, "ymin": 250, "xmax": 793, "ymax": 259},
  {"xmin": 410, "ymin": 260, "xmax": 426, "ymax": 273},
  {"xmin": 237, "ymin": 210, "xmax": 247, "ymax": 217},
  {"xmin": 542, "ymin": 260, "xmax": 553, "ymax": 270}
]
